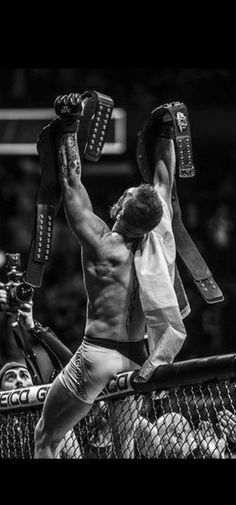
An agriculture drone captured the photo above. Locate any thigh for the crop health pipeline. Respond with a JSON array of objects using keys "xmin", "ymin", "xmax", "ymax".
[
  {"xmin": 83, "ymin": 342, "xmax": 143, "ymax": 402},
  {"xmin": 60, "ymin": 342, "xmax": 127, "ymax": 406},
  {"xmin": 82, "ymin": 343, "xmax": 124, "ymax": 402}
]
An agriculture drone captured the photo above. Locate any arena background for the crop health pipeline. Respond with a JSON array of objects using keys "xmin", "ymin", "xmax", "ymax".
[{"xmin": 0, "ymin": 68, "xmax": 235, "ymax": 365}]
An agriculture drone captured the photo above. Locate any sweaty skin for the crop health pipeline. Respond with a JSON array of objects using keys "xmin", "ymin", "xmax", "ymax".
[{"xmin": 82, "ymin": 239, "xmax": 145, "ymax": 342}]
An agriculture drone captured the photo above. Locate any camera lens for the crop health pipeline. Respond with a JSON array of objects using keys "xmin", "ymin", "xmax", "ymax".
[{"xmin": 14, "ymin": 283, "xmax": 33, "ymax": 303}]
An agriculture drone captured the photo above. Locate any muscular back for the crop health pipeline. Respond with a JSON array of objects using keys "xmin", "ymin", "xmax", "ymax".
[{"xmin": 82, "ymin": 232, "xmax": 145, "ymax": 342}]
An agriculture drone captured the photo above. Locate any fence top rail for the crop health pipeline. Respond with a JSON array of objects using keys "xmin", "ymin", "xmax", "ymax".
[
  {"xmin": 0, "ymin": 354, "xmax": 236, "ymax": 411},
  {"xmin": 97, "ymin": 353, "xmax": 236, "ymax": 400}
]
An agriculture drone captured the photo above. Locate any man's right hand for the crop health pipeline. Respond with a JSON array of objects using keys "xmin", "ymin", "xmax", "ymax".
[
  {"xmin": 54, "ymin": 93, "xmax": 82, "ymax": 120},
  {"xmin": 36, "ymin": 93, "xmax": 83, "ymax": 159},
  {"xmin": 17, "ymin": 301, "xmax": 35, "ymax": 330},
  {"xmin": 54, "ymin": 93, "xmax": 83, "ymax": 135}
]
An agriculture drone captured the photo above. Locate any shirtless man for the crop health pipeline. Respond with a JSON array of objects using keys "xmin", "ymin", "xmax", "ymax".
[{"xmin": 34, "ymin": 94, "xmax": 186, "ymax": 458}]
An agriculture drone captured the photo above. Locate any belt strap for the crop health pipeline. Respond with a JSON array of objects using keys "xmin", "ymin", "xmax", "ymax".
[
  {"xmin": 163, "ymin": 101, "xmax": 195, "ymax": 178},
  {"xmin": 172, "ymin": 182, "xmax": 224, "ymax": 303},
  {"xmin": 25, "ymin": 122, "xmax": 61, "ymax": 287},
  {"xmin": 173, "ymin": 264, "xmax": 191, "ymax": 318},
  {"xmin": 79, "ymin": 91, "xmax": 114, "ymax": 162}
]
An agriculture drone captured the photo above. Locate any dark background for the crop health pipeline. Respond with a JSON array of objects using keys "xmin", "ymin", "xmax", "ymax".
[{"xmin": 0, "ymin": 68, "xmax": 236, "ymax": 362}]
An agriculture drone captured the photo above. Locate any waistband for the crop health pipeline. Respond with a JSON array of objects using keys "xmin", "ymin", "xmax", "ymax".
[{"xmin": 83, "ymin": 335, "xmax": 148, "ymax": 366}]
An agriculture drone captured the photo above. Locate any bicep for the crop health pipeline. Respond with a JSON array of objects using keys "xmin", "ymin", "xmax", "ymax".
[
  {"xmin": 154, "ymin": 161, "xmax": 171, "ymax": 201},
  {"xmin": 62, "ymin": 182, "xmax": 110, "ymax": 250},
  {"xmin": 69, "ymin": 207, "xmax": 110, "ymax": 251},
  {"xmin": 62, "ymin": 178, "xmax": 93, "ymax": 212},
  {"xmin": 153, "ymin": 138, "xmax": 176, "ymax": 200}
]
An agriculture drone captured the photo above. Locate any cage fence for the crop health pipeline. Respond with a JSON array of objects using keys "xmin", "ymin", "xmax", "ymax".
[{"xmin": 0, "ymin": 354, "xmax": 236, "ymax": 459}]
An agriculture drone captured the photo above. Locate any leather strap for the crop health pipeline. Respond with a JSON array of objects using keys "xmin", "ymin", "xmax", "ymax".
[
  {"xmin": 79, "ymin": 91, "xmax": 114, "ymax": 161},
  {"xmin": 172, "ymin": 182, "xmax": 224, "ymax": 303},
  {"xmin": 173, "ymin": 264, "xmax": 191, "ymax": 317},
  {"xmin": 163, "ymin": 102, "xmax": 195, "ymax": 178},
  {"xmin": 25, "ymin": 120, "xmax": 62, "ymax": 287}
]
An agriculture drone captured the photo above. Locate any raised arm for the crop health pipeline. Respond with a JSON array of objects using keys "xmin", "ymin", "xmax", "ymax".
[
  {"xmin": 153, "ymin": 128, "xmax": 176, "ymax": 206},
  {"xmin": 54, "ymin": 94, "xmax": 109, "ymax": 251}
]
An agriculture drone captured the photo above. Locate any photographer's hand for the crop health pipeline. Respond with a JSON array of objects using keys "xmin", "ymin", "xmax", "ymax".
[
  {"xmin": 0, "ymin": 282, "xmax": 11, "ymax": 312},
  {"xmin": 0, "ymin": 283, "xmax": 34, "ymax": 329},
  {"xmin": 17, "ymin": 301, "xmax": 35, "ymax": 330}
]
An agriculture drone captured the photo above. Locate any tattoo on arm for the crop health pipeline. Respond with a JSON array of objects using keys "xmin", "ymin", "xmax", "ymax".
[
  {"xmin": 57, "ymin": 130, "xmax": 94, "ymax": 213},
  {"xmin": 57, "ymin": 133, "xmax": 81, "ymax": 181}
]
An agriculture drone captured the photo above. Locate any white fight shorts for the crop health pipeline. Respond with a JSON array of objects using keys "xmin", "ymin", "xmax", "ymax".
[{"xmin": 58, "ymin": 337, "xmax": 148, "ymax": 404}]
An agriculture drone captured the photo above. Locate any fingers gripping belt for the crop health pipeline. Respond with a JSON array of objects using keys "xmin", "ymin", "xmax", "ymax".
[{"xmin": 54, "ymin": 91, "xmax": 114, "ymax": 161}]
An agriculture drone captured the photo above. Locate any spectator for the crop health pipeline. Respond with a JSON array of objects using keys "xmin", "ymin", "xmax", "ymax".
[
  {"xmin": 0, "ymin": 285, "xmax": 82, "ymax": 459},
  {"xmin": 0, "ymin": 359, "xmax": 81, "ymax": 459},
  {"xmin": 0, "ymin": 362, "xmax": 33, "ymax": 390},
  {"xmin": 0, "ymin": 283, "xmax": 73, "ymax": 384},
  {"xmin": 135, "ymin": 396, "xmax": 227, "ymax": 459}
]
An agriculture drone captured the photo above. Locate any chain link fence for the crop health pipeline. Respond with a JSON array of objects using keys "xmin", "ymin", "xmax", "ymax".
[{"xmin": 1, "ymin": 354, "xmax": 236, "ymax": 458}]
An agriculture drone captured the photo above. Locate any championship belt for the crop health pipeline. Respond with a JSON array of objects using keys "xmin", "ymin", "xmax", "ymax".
[
  {"xmin": 172, "ymin": 183, "xmax": 224, "ymax": 304},
  {"xmin": 137, "ymin": 101, "xmax": 195, "ymax": 182},
  {"xmin": 53, "ymin": 91, "xmax": 114, "ymax": 152},
  {"xmin": 79, "ymin": 91, "xmax": 114, "ymax": 162},
  {"xmin": 163, "ymin": 101, "xmax": 195, "ymax": 178},
  {"xmin": 26, "ymin": 91, "xmax": 114, "ymax": 288},
  {"xmin": 25, "ymin": 120, "xmax": 62, "ymax": 287},
  {"xmin": 136, "ymin": 101, "xmax": 224, "ymax": 305}
]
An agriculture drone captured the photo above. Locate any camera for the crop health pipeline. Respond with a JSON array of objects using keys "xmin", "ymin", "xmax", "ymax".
[{"xmin": 3, "ymin": 253, "xmax": 34, "ymax": 307}]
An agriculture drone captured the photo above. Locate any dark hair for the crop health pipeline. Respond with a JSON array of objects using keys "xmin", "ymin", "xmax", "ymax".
[{"xmin": 122, "ymin": 184, "xmax": 163, "ymax": 233}]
